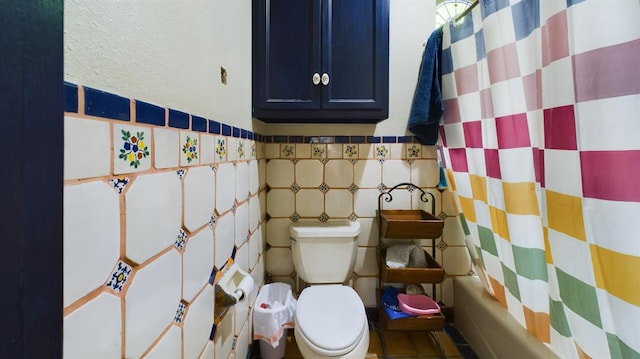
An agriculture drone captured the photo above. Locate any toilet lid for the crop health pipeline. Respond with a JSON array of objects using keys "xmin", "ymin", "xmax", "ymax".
[{"xmin": 295, "ymin": 285, "xmax": 366, "ymax": 355}]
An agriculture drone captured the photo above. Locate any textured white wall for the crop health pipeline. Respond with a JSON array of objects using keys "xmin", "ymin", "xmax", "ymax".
[{"xmin": 64, "ymin": 0, "xmax": 434, "ymax": 136}]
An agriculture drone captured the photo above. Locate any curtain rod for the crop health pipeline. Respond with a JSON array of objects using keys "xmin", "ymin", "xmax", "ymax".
[{"xmin": 454, "ymin": 0, "xmax": 479, "ymax": 23}]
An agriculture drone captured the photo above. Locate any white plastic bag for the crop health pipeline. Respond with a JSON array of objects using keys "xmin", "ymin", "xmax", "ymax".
[{"xmin": 253, "ymin": 283, "xmax": 296, "ymax": 348}]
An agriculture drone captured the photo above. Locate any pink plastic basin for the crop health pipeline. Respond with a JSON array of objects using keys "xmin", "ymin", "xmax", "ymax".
[{"xmin": 397, "ymin": 294, "xmax": 441, "ymax": 315}]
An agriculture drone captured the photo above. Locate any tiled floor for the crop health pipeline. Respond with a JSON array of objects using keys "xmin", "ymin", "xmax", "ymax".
[{"xmin": 253, "ymin": 324, "xmax": 478, "ymax": 359}]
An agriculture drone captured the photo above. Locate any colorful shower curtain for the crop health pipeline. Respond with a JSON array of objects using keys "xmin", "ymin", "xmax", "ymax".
[{"xmin": 438, "ymin": 1, "xmax": 640, "ymax": 358}]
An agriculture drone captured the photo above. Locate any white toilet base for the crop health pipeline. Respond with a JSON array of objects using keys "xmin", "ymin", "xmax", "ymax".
[{"xmin": 294, "ymin": 327, "xmax": 369, "ymax": 359}]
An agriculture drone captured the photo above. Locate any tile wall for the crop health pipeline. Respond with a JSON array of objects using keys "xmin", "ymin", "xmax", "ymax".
[{"xmin": 63, "ymin": 82, "xmax": 471, "ymax": 359}]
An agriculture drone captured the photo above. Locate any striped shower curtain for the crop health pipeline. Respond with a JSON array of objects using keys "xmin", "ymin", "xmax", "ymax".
[{"xmin": 438, "ymin": 1, "xmax": 640, "ymax": 358}]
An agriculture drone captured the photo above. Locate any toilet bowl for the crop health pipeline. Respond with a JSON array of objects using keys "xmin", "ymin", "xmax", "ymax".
[
  {"xmin": 294, "ymin": 285, "xmax": 369, "ymax": 359},
  {"xmin": 289, "ymin": 221, "xmax": 368, "ymax": 358}
]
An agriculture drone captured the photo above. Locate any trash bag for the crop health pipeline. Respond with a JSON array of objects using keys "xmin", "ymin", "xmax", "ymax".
[{"xmin": 253, "ymin": 283, "xmax": 296, "ymax": 348}]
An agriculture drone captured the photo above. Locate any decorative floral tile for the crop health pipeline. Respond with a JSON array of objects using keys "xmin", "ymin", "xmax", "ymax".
[
  {"xmin": 215, "ymin": 137, "xmax": 226, "ymax": 162},
  {"xmin": 106, "ymin": 260, "xmax": 133, "ymax": 292},
  {"xmin": 209, "ymin": 213, "xmax": 217, "ymax": 227},
  {"xmin": 174, "ymin": 302, "xmax": 187, "ymax": 323},
  {"xmin": 290, "ymin": 183, "xmax": 300, "ymax": 193},
  {"xmin": 176, "ymin": 169, "xmax": 186, "ymax": 180},
  {"xmin": 237, "ymin": 141, "xmax": 245, "ymax": 159},
  {"xmin": 320, "ymin": 158, "xmax": 329, "ymax": 164},
  {"xmin": 289, "ymin": 212, "xmax": 300, "ymax": 222},
  {"xmin": 375, "ymin": 144, "xmax": 389, "ymax": 159},
  {"xmin": 312, "ymin": 144, "xmax": 326, "ymax": 158},
  {"xmin": 437, "ymin": 240, "xmax": 449, "ymax": 250},
  {"xmin": 319, "ymin": 183, "xmax": 329, "ymax": 193},
  {"xmin": 281, "ymin": 144, "xmax": 295, "ymax": 158},
  {"xmin": 181, "ymin": 132, "xmax": 200, "ymax": 166},
  {"xmin": 108, "ymin": 177, "xmax": 130, "ymax": 194},
  {"xmin": 407, "ymin": 144, "xmax": 421, "ymax": 159},
  {"xmin": 349, "ymin": 213, "xmax": 358, "ymax": 221},
  {"xmin": 344, "ymin": 145, "xmax": 358, "ymax": 158},
  {"xmin": 319, "ymin": 213, "xmax": 329, "ymax": 222},
  {"xmin": 114, "ymin": 124, "xmax": 151, "ymax": 174},
  {"xmin": 377, "ymin": 183, "xmax": 387, "ymax": 192},
  {"xmin": 174, "ymin": 228, "xmax": 187, "ymax": 250},
  {"xmin": 251, "ymin": 143, "xmax": 256, "ymax": 159},
  {"xmin": 349, "ymin": 183, "xmax": 359, "ymax": 193}
]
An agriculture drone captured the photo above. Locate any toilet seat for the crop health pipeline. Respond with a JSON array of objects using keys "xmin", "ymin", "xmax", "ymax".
[{"xmin": 295, "ymin": 285, "xmax": 367, "ymax": 356}]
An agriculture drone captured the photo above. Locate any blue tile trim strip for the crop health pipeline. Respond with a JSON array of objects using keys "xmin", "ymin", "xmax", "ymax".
[
  {"xmin": 84, "ymin": 86, "xmax": 130, "ymax": 121},
  {"xmin": 64, "ymin": 82, "xmax": 78, "ymax": 113},
  {"xmin": 221, "ymin": 124, "xmax": 231, "ymax": 136},
  {"xmin": 168, "ymin": 109, "xmax": 189, "ymax": 129},
  {"xmin": 67, "ymin": 83, "xmax": 432, "ymax": 148},
  {"xmin": 209, "ymin": 120, "xmax": 220, "ymax": 134},
  {"xmin": 192, "ymin": 115, "xmax": 207, "ymax": 132},
  {"xmin": 136, "ymin": 100, "xmax": 165, "ymax": 126}
]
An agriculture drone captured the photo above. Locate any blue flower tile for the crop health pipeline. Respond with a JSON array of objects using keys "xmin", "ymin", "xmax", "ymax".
[{"xmin": 106, "ymin": 261, "xmax": 133, "ymax": 292}]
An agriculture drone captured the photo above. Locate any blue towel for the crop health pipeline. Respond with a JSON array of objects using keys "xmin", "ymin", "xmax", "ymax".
[
  {"xmin": 408, "ymin": 27, "xmax": 444, "ymax": 145},
  {"xmin": 381, "ymin": 286, "xmax": 415, "ymax": 320}
]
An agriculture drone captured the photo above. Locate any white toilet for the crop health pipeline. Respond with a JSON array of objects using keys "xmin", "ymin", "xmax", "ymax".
[{"xmin": 289, "ymin": 221, "xmax": 369, "ymax": 359}]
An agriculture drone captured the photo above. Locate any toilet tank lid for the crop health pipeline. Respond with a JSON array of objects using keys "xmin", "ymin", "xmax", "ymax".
[{"xmin": 289, "ymin": 221, "xmax": 361, "ymax": 238}]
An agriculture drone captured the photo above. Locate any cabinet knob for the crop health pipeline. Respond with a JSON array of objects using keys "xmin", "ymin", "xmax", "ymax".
[
  {"xmin": 321, "ymin": 73, "xmax": 330, "ymax": 86},
  {"xmin": 312, "ymin": 73, "xmax": 321, "ymax": 85}
]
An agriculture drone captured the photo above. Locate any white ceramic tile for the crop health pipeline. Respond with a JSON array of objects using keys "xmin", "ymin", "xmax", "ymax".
[
  {"xmin": 295, "ymin": 189, "xmax": 324, "ymax": 217},
  {"xmin": 125, "ymin": 249, "xmax": 182, "ymax": 358},
  {"xmin": 249, "ymin": 195, "xmax": 261, "ymax": 233},
  {"xmin": 389, "ymin": 143, "xmax": 404, "ymax": 159},
  {"xmin": 443, "ymin": 217, "xmax": 466, "ymax": 246},
  {"xmin": 442, "ymin": 247, "xmax": 472, "ymax": 275},
  {"xmin": 214, "ymin": 213, "xmax": 235, "ymax": 269},
  {"xmin": 200, "ymin": 134, "xmax": 216, "ymax": 164},
  {"xmin": 265, "ymin": 143, "xmax": 281, "ymax": 159},
  {"xmin": 356, "ymin": 218, "xmax": 378, "ymax": 247},
  {"xmin": 125, "ymin": 172, "xmax": 182, "ymax": 264},
  {"xmin": 411, "ymin": 159, "xmax": 440, "ymax": 187},
  {"xmin": 258, "ymin": 159, "xmax": 266, "ymax": 190},
  {"xmin": 259, "ymin": 191, "xmax": 267, "ymax": 222},
  {"xmin": 234, "ymin": 290, "xmax": 250, "ymax": 337},
  {"xmin": 64, "ymin": 116, "xmax": 110, "ymax": 180},
  {"xmin": 327, "ymin": 144, "xmax": 343, "ymax": 158},
  {"xmin": 183, "ymin": 229, "xmax": 214, "ymax": 302},
  {"xmin": 183, "ymin": 286, "xmax": 214, "ymax": 359},
  {"xmin": 214, "ymin": 136, "xmax": 227, "ymax": 163},
  {"xmin": 382, "ymin": 159, "xmax": 411, "ymax": 188},
  {"xmin": 184, "ymin": 166, "xmax": 216, "ymax": 232},
  {"xmin": 235, "ymin": 316, "xmax": 250, "ymax": 358},
  {"xmin": 249, "ymin": 228, "xmax": 262, "ymax": 270},
  {"xmin": 422, "ymin": 145, "xmax": 438, "ymax": 159},
  {"xmin": 252, "ymin": 256, "xmax": 265, "ymax": 289},
  {"xmin": 442, "ymin": 188, "xmax": 457, "ymax": 215},
  {"xmin": 353, "ymin": 277, "xmax": 378, "ymax": 307},
  {"xmin": 295, "ymin": 144, "xmax": 311, "ymax": 158},
  {"xmin": 216, "ymin": 163, "xmax": 236, "ymax": 214},
  {"xmin": 382, "ymin": 189, "xmax": 411, "ymax": 211},
  {"xmin": 266, "ymin": 159, "xmax": 294, "ymax": 187},
  {"xmin": 249, "ymin": 160, "xmax": 259, "ymax": 195},
  {"xmin": 354, "ymin": 160, "xmax": 382, "ymax": 188},
  {"xmin": 64, "ymin": 181, "xmax": 120, "ymax": 307},
  {"xmin": 354, "ymin": 247, "xmax": 378, "ymax": 276},
  {"xmin": 180, "ymin": 131, "xmax": 200, "ymax": 166},
  {"xmin": 357, "ymin": 144, "xmax": 373, "ymax": 159},
  {"xmin": 325, "ymin": 160, "xmax": 354, "ymax": 188},
  {"xmin": 154, "ymin": 128, "xmax": 179, "ymax": 169},
  {"xmin": 235, "ymin": 242, "xmax": 250, "ymax": 274},
  {"xmin": 413, "ymin": 189, "xmax": 441, "ymax": 215},
  {"xmin": 213, "ymin": 310, "xmax": 234, "ymax": 359},
  {"xmin": 199, "ymin": 341, "xmax": 214, "ymax": 359},
  {"xmin": 325, "ymin": 189, "xmax": 353, "ymax": 218},
  {"xmin": 143, "ymin": 325, "xmax": 181, "ymax": 359},
  {"xmin": 265, "ymin": 248, "xmax": 293, "ymax": 276},
  {"xmin": 266, "ymin": 189, "xmax": 294, "ymax": 218},
  {"xmin": 295, "ymin": 160, "xmax": 323, "ymax": 187},
  {"xmin": 354, "ymin": 188, "xmax": 381, "ymax": 217},
  {"xmin": 266, "ymin": 218, "xmax": 292, "ymax": 246},
  {"xmin": 235, "ymin": 202, "xmax": 249, "ymax": 246},
  {"xmin": 64, "ymin": 293, "xmax": 121, "ymax": 358},
  {"xmin": 227, "ymin": 137, "xmax": 237, "ymax": 162},
  {"xmin": 113, "ymin": 123, "xmax": 152, "ymax": 174},
  {"xmin": 236, "ymin": 161, "xmax": 250, "ymax": 202}
]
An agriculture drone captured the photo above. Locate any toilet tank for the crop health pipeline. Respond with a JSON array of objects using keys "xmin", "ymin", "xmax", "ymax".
[{"xmin": 289, "ymin": 221, "xmax": 361, "ymax": 284}]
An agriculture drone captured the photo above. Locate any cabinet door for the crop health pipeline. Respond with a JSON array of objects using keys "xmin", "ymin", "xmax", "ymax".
[
  {"xmin": 322, "ymin": 0, "xmax": 389, "ymax": 114},
  {"xmin": 253, "ymin": 0, "xmax": 321, "ymax": 112}
]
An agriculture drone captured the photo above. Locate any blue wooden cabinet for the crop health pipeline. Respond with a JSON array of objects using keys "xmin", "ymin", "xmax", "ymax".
[{"xmin": 252, "ymin": 0, "xmax": 389, "ymax": 123}]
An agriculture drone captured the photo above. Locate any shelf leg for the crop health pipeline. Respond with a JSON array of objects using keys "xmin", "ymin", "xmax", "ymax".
[{"xmin": 428, "ymin": 330, "xmax": 446, "ymax": 359}]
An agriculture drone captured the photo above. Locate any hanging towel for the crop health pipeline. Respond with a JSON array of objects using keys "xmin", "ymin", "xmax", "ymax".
[{"xmin": 408, "ymin": 26, "xmax": 444, "ymax": 145}]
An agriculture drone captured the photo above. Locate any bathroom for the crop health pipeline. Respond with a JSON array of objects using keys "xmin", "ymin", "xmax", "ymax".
[{"xmin": 5, "ymin": 0, "xmax": 640, "ymax": 358}]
